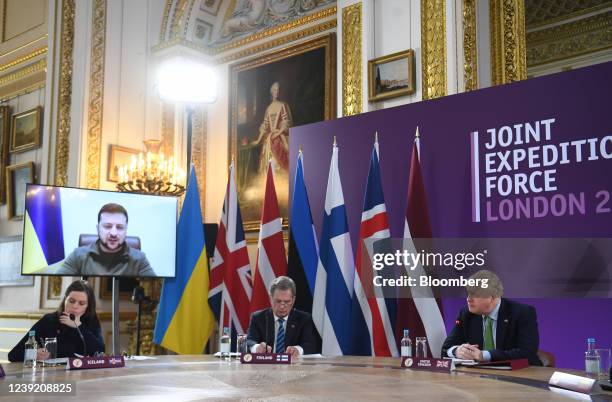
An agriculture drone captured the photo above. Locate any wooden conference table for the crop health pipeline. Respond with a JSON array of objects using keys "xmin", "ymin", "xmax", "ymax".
[{"xmin": 1, "ymin": 355, "xmax": 611, "ymax": 401}]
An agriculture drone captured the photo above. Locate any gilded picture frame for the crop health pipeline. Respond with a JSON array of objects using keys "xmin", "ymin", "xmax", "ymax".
[
  {"xmin": 368, "ymin": 49, "xmax": 415, "ymax": 102},
  {"xmin": 10, "ymin": 106, "xmax": 42, "ymax": 153},
  {"xmin": 0, "ymin": 106, "xmax": 9, "ymax": 204},
  {"xmin": 229, "ymin": 33, "xmax": 336, "ymax": 231},
  {"xmin": 108, "ymin": 144, "xmax": 140, "ymax": 182},
  {"xmin": 6, "ymin": 161, "xmax": 35, "ymax": 220}
]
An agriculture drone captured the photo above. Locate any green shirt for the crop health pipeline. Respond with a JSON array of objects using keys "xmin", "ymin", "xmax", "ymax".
[{"xmin": 54, "ymin": 240, "xmax": 156, "ymax": 277}]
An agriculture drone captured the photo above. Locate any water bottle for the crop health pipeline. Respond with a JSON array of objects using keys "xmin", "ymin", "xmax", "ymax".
[
  {"xmin": 23, "ymin": 330, "xmax": 38, "ymax": 368},
  {"xmin": 220, "ymin": 327, "xmax": 231, "ymax": 361},
  {"xmin": 585, "ymin": 338, "xmax": 600, "ymax": 377},
  {"xmin": 401, "ymin": 329, "xmax": 412, "ymax": 357}
]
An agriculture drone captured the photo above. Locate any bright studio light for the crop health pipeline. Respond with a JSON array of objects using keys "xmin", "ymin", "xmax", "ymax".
[{"xmin": 157, "ymin": 58, "xmax": 217, "ymax": 103}]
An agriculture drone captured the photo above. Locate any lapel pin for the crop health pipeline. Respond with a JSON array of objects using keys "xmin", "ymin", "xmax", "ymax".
[{"xmin": 503, "ymin": 319, "xmax": 508, "ymax": 323}]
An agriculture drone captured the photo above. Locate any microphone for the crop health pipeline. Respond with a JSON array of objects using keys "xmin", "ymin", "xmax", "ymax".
[
  {"xmin": 265, "ymin": 312, "xmax": 269, "ymax": 353},
  {"xmin": 70, "ymin": 314, "xmax": 87, "ymax": 356}
]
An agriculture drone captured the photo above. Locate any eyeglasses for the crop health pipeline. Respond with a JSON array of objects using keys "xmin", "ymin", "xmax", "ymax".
[{"xmin": 272, "ymin": 298, "xmax": 294, "ymax": 306}]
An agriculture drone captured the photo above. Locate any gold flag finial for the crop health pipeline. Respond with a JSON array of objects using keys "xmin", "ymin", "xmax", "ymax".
[
  {"xmin": 415, "ymin": 126, "xmax": 420, "ymax": 138},
  {"xmin": 299, "ymin": 145, "xmax": 303, "ymax": 155},
  {"xmin": 333, "ymin": 136, "xmax": 337, "ymax": 146}
]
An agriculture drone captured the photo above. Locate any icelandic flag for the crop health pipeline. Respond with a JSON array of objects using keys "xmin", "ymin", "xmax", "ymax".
[
  {"xmin": 153, "ymin": 168, "xmax": 215, "ymax": 353},
  {"xmin": 250, "ymin": 160, "xmax": 287, "ymax": 314},
  {"xmin": 22, "ymin": 185, "xmax": 65, "ymax": 273},
  {"xmin": 208, "ymin": 162, "xmax": 253, "ymax": 336},
  {"xmin": 287, "ymin": 151, "xmax": 319, "ymax": 313},
  {"xmin": 312, "ymin": 141, "xmax": 355, "ymax": 355},
  {"xmin": 351, "ymin": 137, "xmax": 398, "ymax": 356}
]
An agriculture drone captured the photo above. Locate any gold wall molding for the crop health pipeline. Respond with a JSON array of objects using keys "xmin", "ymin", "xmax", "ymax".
[
  {"xmin": 215, "ymin": 6, "xmax": 337, "ymax": 54},
  {"xmin": 342, "ymin": 3, "xmax": 362, "ymax": 116},
  {"xmin": 490, "ymin": 0, "xmax": 527, "ymax": 85},
  {"xmin": 161, "ymin": 101, "xmax": 175, "ymax": 158},
  {"xmin": 421, "ymin": 0, "xmax": 447, "ymax": 99},
  {"xmin": 525, "ymin": 0, "xmax": 611, "ymax": 29},
  {"xmin": 216, "ymin": 19, "xmax": 336, "ymax": 64},
  {"xmin": 0, "ymin": 46, "xmax": 47, "ymax": 73},
  {"xmin": 47, "ymin": 277, "xmax": 62, "ymax": 299},
  {"xmin": 170, "ymin": 0, "xmax": 189, "ymax": 39},
  {"xmin": 527, "ymin": 11, "xmax": 612, "ymax": 66},
  {"xmin": 54, "ymin": 0, "xmax": 75, "ymax": 187},
  {"xmin": 153, "ymin": 6, "xmax": 337, "ymax": 57},
  {"xmin": 0, "ymin": 58, "xmax": 45, "ymax": 86},
  {"xmin": 0, "ymin": 311, "xmax": 136, "ymax": 321},
  {"xmin": 0, "ymin": 34, "xmax": 47, "ymax": 58},
  {"xmin": 160, "ymin": 0, "xmax": 173, "ymax": 41},
  {"xmin": 191, "ymin": 105, "xmax": 207, "ymax": 213},
  {"xmin": 85, "ymin": 0, "xmax": 107, "ymax": 190},
  {"xmin": 463, "ymin": 0, "xmax": 478, "ymax": 91}
]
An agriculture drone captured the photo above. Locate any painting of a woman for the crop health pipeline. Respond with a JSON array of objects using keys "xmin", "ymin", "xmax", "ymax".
[{"xmin": 252, "ymin": 82, "xmax": 292, "ymax": 173}]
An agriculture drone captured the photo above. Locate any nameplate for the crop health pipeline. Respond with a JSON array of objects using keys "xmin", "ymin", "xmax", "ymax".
[
  {"xmin": 240, "ymin": 353, "xmax": 292, "ymax": 364},
  {"xmin": 0, "ymin": 363, "xmax": 4, "ymax": 377},
  {"xmin": 67, "ymin": 356, "xmax": 125, "ymax": 370},
  {"xmin": 549, "ymin": 371, "xmax": 596, "ymax": 394},
  {"xmin": 401, "ymin": 357, "xmax": 453, "ymax": 372}
]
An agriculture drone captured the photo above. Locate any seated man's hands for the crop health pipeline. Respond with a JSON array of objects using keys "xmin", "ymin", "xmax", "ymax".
[
  {"xmin": 255, "ymin": 342, "xmax": 272, "ymax": 353},
  {"xmin": 36, "ymin": 348, "xmax": 50, "ymax": 360},
  {"xmin": 455, "ymin": 343, "xmax": 485, "ymax": 361},
  {"xmin": 285, "ymin": 346, "xmax": 301, "ymax": 359}
]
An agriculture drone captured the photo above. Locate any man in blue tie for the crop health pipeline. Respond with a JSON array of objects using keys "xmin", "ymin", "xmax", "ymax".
[
  {"xmin": 441, "ymin": 270, "xmax": 543, "ymax": 366},
  {"xmin": 247, "ymin": 276, "xmax": 318, "ymax": 358}
]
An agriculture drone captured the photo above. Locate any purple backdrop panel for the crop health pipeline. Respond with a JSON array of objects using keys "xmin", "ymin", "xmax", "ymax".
[{"xmin": 289, "ymin": 62, "xmax": 612, "ymax": 369}]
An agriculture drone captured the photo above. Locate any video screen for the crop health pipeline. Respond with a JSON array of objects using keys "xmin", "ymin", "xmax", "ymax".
[{"xmin": 21, "ymin": 184, "xmax": 177, "ymax": 278}]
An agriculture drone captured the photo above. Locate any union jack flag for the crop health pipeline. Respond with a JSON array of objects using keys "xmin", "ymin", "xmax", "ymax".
[{"xmin": 208, "ymin": 163, "xmax": 253, "ymax": 335}]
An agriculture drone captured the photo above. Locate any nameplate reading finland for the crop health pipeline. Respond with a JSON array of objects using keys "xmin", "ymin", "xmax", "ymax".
[
  {"xmin": 240, "ymin": 353, "xmax": 292, "ymax": 365},
  {"xmin": 401, "ymin": 357, "xmax": 453, "ymax": 372},
  {"xmin": 67, "ymin": 356, "xmax": 125, "ymax": 370}
]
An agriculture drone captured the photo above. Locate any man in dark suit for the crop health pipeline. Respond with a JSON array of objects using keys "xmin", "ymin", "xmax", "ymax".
[
  {"xmin": 247, "ymin": 276, "xmax": 318, "ymax": 358},
  {"xmin": 441, "ymin": 270, "xmax": 542, "ymax": 366}
]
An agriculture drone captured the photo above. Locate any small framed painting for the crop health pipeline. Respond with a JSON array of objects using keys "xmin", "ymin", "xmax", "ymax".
[
  {"xmin": 368, "ymin": 50, "xmax": 415, "ymax": 102},
  {"xmin": 10, "ymin": 106, "xmax": 42, "ymax": 153},
  {"xmin": 6, "ymin": 161, "xmax": 35, "ymax": 220},
  {"xmin": 108, "ymin": 144, "xmax": 139, "ymax": 182}
]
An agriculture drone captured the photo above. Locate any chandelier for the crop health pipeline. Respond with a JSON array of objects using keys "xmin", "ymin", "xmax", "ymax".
[{"xmin": 116, "ymin": 139, "xmax": 186, "ymax": 196}]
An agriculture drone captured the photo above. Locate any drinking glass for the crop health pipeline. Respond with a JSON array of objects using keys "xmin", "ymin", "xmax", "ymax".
[
  {"xmin": 415, "ymin": 337, "xmax": 428, "ymax": 358},
  {"xmin": 43, "ymin": 337, "xmax": 58, "ymax": 366},
  {"xmin": 237, "ymin": 334, "xmax": 248, "ymax": 355},
  {"xmin": 596, "ymin": 348, "xmax": 611, "ymax": 380}
]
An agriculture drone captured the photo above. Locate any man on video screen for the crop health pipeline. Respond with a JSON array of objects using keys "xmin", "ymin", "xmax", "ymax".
[{"xmin": 54, "ymin": 203, "xmax": 156, "ymax": 276}]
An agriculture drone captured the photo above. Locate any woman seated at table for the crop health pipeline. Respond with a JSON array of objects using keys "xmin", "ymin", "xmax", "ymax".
[{"xmin": 8, "ymin": 280, "xmax": 105, "ymax": 362}]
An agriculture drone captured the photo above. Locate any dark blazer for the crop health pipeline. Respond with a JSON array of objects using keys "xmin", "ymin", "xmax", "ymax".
[
  {"xmin": 441, "ymin": 299, "xmax": 542, "ymax": 366},
  {"xmin": 9, "ymin": 312, "xmax": 105, "ymax": 362},
  {"xmin": 246, "ymin": 308, "xmax": 318, "ymax": 355}
]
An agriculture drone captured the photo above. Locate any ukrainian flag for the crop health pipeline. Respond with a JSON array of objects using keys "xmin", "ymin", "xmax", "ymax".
[
  {"xmin": 22, "ymin": 185, "xmax": 65, "ymax": 274},
  {"xmin": 153, "ymin": 168, "xmax": 215, "ymax": 354}
]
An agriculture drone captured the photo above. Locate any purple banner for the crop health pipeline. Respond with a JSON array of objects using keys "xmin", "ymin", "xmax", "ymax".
[{"xmin": 289, "ymin": 62, "xmax": 612, "ymax": 369}]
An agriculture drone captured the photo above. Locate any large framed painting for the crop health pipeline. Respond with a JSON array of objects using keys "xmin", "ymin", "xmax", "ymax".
[
  {"xmin": 0, "ymin": 106, "xmax": 9, "ymax": 204},
  {"xmin": 229, "ymin": 33, "xmax": 336, "ymax": 231}
]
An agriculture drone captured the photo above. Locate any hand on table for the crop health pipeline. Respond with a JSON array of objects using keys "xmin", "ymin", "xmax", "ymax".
[{"xmin": 255, "ymin": 342, "xmax": 272, "ymax": 353}]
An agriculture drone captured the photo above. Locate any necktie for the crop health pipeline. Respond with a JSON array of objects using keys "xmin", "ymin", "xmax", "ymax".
[
  {"xmin": 276, "ymin": 318, "xmax": 285, "ymax": 353},
  {"xmin": 484, "ymin": 316, "xmax": 495, "ymax": 350}
]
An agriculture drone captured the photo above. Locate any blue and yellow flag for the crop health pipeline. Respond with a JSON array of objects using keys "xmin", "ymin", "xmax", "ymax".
[
  {"xmin": 22, "ymin": 185, "xmax": 65, "ymax": 274},
  {"xmin": 153, "ymin": 168, "xmax": 215, "ymax": 354}
]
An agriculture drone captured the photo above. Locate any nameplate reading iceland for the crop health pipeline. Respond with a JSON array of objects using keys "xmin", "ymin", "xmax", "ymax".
[
  {"xmin": 240, "ymin": 353, "xmax": 292, "ymax": 364},
  {"xmin": 401, "ymin": 357, "xmax": 453, "ymax": 372},
  {"xmin": 67, "ymin": 356, "xmax": 125, "ymax": 370}
]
